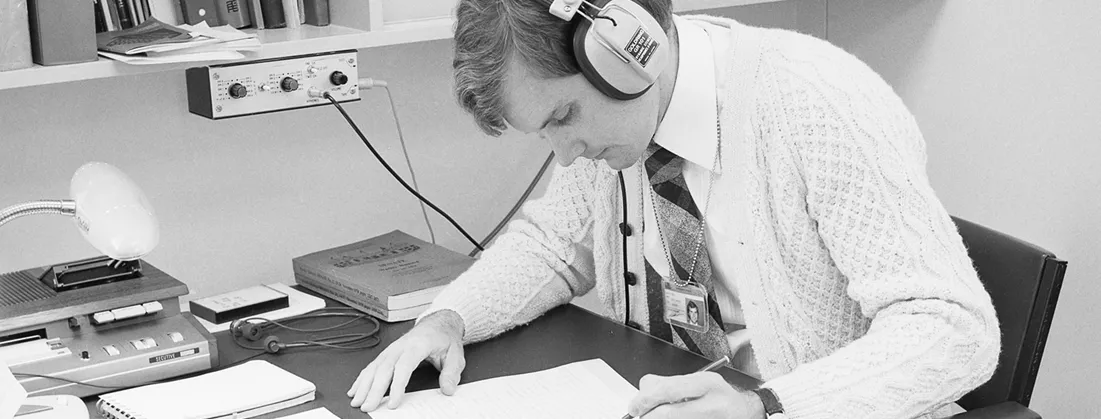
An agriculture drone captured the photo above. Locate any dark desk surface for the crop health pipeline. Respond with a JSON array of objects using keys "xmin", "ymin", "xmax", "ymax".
[{"xmin": 86, "ymin": 298, "xmax": 761, "ymax": 418}]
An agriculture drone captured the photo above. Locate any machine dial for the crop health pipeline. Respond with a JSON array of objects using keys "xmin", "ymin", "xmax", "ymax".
[
  {"xmin": 228, "ymin": 83, "xmax": 248, "ymax": 99},
  {"xmin": 330, "ymin": 71, "xmax": 349, "ymax": 86},
  {"xmin": 280, "ymin": 77, "xmax": 299, "ymax": 92}
]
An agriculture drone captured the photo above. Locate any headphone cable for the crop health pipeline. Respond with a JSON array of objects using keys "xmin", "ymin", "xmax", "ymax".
[
  {"xmin": 469, "ymin": 151, "xmax": 555, "ymax": 257},
  {"xmin": 322, "ymin": 92, "xmax": 484, "ymax": 252}
]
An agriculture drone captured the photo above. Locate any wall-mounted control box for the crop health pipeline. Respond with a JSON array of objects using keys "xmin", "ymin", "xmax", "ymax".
[{"xmin": 185, "ymin": 50, "xmax": 360, "ymax": 119}]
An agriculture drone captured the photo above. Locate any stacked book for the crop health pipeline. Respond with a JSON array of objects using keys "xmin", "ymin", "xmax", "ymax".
[
  {"xmin": 293, "ymin": 230, "xmax": 477, "ymax": 322},
  {"xmin": 95, "ymin": 18, "xmax": 260, "ymax": 64}
]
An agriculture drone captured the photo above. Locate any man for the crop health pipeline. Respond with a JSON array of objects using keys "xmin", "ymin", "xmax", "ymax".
[
  {"xmin": 347, "ymin": 0, "xmax": 1001, "ymax": 417},
  {"xmin": 686, "ymin": 300, "xmax": 701, "ymax": 327}
]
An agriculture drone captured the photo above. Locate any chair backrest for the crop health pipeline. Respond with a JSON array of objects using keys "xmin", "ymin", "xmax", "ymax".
[{"xmin": 952, "ymin": 216, "xmax": 1067, "ymax": 409}]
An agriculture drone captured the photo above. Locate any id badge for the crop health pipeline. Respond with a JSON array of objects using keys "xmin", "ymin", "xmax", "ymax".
[{"xmin": 663, "ymin": 282, "xmax": 709, "ymax": 333}]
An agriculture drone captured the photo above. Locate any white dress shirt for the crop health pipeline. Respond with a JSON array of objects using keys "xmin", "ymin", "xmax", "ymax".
[{"xmin": 640, "ymin": 17, "xmax": 759, "ymax": 378}]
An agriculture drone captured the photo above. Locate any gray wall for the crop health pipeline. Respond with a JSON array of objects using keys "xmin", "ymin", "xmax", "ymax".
[{"xmin": 828, "ymin": 1, "xmax": 1100, "ymax": 417}]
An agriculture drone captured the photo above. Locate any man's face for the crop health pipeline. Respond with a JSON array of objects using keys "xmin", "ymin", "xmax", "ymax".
[
  {"xmin": 503, "ymin": 59, "xmax": 660, "ymax": 170},
  {"xmin": 687, "ymin": 305, "xmax": 699, "ymax": 323}
]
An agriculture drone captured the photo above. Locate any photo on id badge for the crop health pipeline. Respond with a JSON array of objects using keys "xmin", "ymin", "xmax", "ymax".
[{"xmin": 663, "ymin": 282, "xmax": 708, "ymax": 332}]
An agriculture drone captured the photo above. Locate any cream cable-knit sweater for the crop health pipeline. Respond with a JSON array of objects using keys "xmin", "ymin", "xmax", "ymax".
[{"xmin": 422, "ymin": 16, "xmax": 1000, "ymax": 419}]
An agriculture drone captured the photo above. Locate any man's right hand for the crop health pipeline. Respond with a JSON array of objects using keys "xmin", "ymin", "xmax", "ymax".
[{"xmin": 347, "ymin": 309, "xmax": 467, "ymax": 412}]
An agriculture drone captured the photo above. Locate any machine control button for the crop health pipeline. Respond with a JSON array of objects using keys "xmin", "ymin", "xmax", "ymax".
[
  {"xmin": 142, "ymin": 301, "xmax": 163, "ymax": 314},
  {"xmin": 330, "ymin": 71, "xmax": 348, "ymax": 86},
  {"xmin": 141, "ymin": 337, "xmax": 158, "ymax": 348},
  {"xmin": 93, "ymin": 311, "xmax": 116, "ymax": 324},
  {"xmin": 168, "ymin": 332, "xmax": 184, "ymax": 343},
  {"xmin": 103, "ymin": 345, "xmax": 120, "ymax": 356},
  {"xmin": 280, "ymin": 77, "xmax": 299, "ymax": 92},
  {"xmin": 228, "ymin": 83, "xmax": 248, "ymax": 99},
  {"xmin": 111, "ymin": 305, "xmax": 147, "ymax": 321},
  {"xmin": 130, "ymin": 340, "xmax": 147, "ymax": 350}
]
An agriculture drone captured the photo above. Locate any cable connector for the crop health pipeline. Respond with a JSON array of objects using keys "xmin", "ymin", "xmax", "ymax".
[
  {"xmin": 307, "ymin": 87, "xmax": 325, "ymax": 98},
  {"xmin": 358, "ymin": 78, "xmax": 389, "ymax": 90}
]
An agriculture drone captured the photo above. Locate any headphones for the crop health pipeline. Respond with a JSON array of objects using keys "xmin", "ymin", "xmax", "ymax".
[
  {"xmin": 549, "ymin": 0, "xmax": 670, "ymax": 100},
  {"xmin": 230, "ymin": 307, "xmax": 381, "ymax": 354}
]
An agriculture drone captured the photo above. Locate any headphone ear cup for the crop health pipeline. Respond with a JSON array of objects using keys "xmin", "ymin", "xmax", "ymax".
[
  {"xmin": 240, "ymin": 322, "xmax": 264, "ymax": 342},
  {"xmin": 229, "ymin": 319, "xmax": 246, "ymax": 338},
  {"xmin": 570, "ymin": 0, "xmax": 668, "ymax": 100},
  {"xmin": 262, "ymin": 336, "xmax": 282, "ymax": 354}
]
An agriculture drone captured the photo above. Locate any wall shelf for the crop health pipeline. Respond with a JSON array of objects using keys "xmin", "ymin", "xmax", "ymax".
[{"xmin": 0, "ymin": 0, "xmax": 784, "ymax": 92}]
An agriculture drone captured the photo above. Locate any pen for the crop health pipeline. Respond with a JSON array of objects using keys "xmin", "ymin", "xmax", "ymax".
[{"xmin": 620, "ymin": 355, "xmax": 730, "ymax": 419}]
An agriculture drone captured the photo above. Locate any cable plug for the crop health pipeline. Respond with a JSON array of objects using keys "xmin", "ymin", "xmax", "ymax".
[{"xmin": 358, "ymin": 78, "xmax": 389, "ymax": 90}]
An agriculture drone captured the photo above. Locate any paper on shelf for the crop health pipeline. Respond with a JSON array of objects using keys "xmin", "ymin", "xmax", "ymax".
[
  {"xmin": 96, "ymin": 18, "xmax": 213, "ymax": 55},
  {"xmin": 368, "ymin": 359, "xmax": 637, "ymax": 419},
  {"xmin": 96, "ymin": 19, "xmax": 260, "ymax": 65},
  {"xmin": 98, "ymin": 49, "xmax": 245, "ymax": 65}
]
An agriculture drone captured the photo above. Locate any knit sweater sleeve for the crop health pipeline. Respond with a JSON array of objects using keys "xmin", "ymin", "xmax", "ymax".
[
  {"xmin": 756, "ymin": 32, "xmax": 1001, "ymax": 418},
  {"xmin": 416, "ymin": 160, "xmax": 601, "ymax": 343}
]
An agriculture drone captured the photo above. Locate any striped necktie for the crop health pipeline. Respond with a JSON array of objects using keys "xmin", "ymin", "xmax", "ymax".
[{"xmin": 643, "ymin": 144, "xmax": 732, "ymax": 361}]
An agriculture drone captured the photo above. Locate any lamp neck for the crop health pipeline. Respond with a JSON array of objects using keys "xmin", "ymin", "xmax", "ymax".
[{"xmin": 0, "ymin": 200, "xmax": 76, "ymax": 228}]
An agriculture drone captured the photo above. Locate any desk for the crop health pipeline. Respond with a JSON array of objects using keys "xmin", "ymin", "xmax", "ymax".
[{"xmin": 85, "ymin": 296, "xmax": 761, "ymax": 418}]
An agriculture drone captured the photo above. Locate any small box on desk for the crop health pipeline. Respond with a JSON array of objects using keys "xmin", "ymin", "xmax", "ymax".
[{"xmin": 189, "ymin": 285, "xmax": 290, "ymax": 324}]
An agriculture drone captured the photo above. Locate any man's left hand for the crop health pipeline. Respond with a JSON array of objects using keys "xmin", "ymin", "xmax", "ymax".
[{"xmin": 627, "ymin": 372, "xmax": 765, "ymax": 419}]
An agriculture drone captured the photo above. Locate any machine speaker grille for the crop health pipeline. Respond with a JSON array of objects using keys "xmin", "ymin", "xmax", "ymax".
[{"xmin": 0, "ymin": 270, "xmax": 54, "ymax": 307}]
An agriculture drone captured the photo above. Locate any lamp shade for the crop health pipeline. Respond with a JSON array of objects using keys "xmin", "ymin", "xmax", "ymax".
[{"xmin": 69, "ymin": 162, "xmax": 159, "ymax": 260}]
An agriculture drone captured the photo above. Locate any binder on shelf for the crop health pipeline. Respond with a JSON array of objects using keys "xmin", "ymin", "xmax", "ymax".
[
  {"xmin": 302, "ymin": 0, "xmax": 328, "ymax": 26},
  {"xmin": 281, "ymin": 0, "xmax": 300, "ymax": 28},
  {"xmin": 258, "ymin": 0, "xmax": 285, "ymax": 28},
  {"xmin": 214, "ymin": 0, "xmax": 251, "ymax": 28},
  {"xmin": 26, "ymin": 0, "xmax": 98, "ymax": 65},
  {"xmin": 248, "ymin": 0, "xmax": 264, "ymax": 29},
  {"xmin": 0, "ymin": 0, "xmax": 33, "ymax": 71},
  {"xmin": 179, "ymin": 0, "xmax": 221, "ymax": 25}
]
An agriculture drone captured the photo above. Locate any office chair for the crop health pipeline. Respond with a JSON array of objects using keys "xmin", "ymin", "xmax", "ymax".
[{"xmin": 948, "ymin": 216, "xmax": 1067, "ymax": 419}]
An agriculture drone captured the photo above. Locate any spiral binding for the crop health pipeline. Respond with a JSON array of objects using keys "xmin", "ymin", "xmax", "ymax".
[{"xmin": 96, "ymin": 397, "xmax": 144, "ymax": 419}]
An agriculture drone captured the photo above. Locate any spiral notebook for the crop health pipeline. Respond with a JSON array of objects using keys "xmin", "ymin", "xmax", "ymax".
[{"xmin": 96, "ymin": 360, "xmax": 316, "ymax": 419}]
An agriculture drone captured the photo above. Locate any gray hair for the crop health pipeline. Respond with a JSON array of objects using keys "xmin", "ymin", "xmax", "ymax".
[{"xmin": 452, "ymin": 0, "xmax": 673, "ymax": 136}]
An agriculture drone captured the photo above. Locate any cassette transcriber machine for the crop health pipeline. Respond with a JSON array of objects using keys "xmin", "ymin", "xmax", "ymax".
[{"xmin": 0, "ymin": 258, "xmax": 217, "ymax": 398}]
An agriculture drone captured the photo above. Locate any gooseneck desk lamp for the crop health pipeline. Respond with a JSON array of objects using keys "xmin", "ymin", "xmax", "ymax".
[
  {"xmin": 0, "ymin": 162, "xmax": 159, "ymax": 261},
  {"xmin": 1, "ymin": 162, "xmax": 159, "ymax": 418}
]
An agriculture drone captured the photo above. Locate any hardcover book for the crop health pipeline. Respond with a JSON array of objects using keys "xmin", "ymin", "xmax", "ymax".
[{"xmin": 292, "ymin": 230, "xmax": 476, "ymax": 322}]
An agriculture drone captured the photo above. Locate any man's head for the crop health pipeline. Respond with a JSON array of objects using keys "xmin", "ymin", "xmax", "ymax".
[
  {"xmin": 686, "ymin": 300, "xmax": 699, "ymax": 324},
  {"xmin": 453, "ymin": 0, "xmax": 675, "ymax": 169}
]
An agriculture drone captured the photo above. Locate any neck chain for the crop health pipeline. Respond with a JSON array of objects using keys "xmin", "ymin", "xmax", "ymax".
[{"xmin": 644, "ymin": 116, "xmax": 722, "ymax": 287}]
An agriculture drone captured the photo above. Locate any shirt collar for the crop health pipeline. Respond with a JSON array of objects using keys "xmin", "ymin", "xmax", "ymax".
[{"xmin": 651, "ymin": 16, "xmax": 720, "ymax": 173}]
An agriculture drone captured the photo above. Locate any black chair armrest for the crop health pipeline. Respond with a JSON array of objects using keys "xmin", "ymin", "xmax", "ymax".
[{"xmin": 950, "ymin": 401, "xmax": 1041, "ymax": 419}]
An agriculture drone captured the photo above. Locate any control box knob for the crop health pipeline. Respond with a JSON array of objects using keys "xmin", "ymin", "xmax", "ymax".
[
  {"xmin": 330, "ymin": 71, "xmax": 349, "ymax": 86},
  {"xmin": 228, "ymin": 83, "xmax": 248, "ymax": 99},
  {"xmin": 280, "ymin": 77, "xmax": 299, "ymax": 92}
]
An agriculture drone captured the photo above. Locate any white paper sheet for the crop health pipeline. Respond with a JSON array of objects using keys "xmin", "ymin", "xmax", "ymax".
[
  {"xmin": 369, "ymin": 359, "xmax": 637, "ymax": 419},
  {"xmin": 1, "ymin": 363, "xmax": 27, "ymax": 419},
  {"xmin": 277, "ymin": 407, "xmax": 340, "ymax": 418}
]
